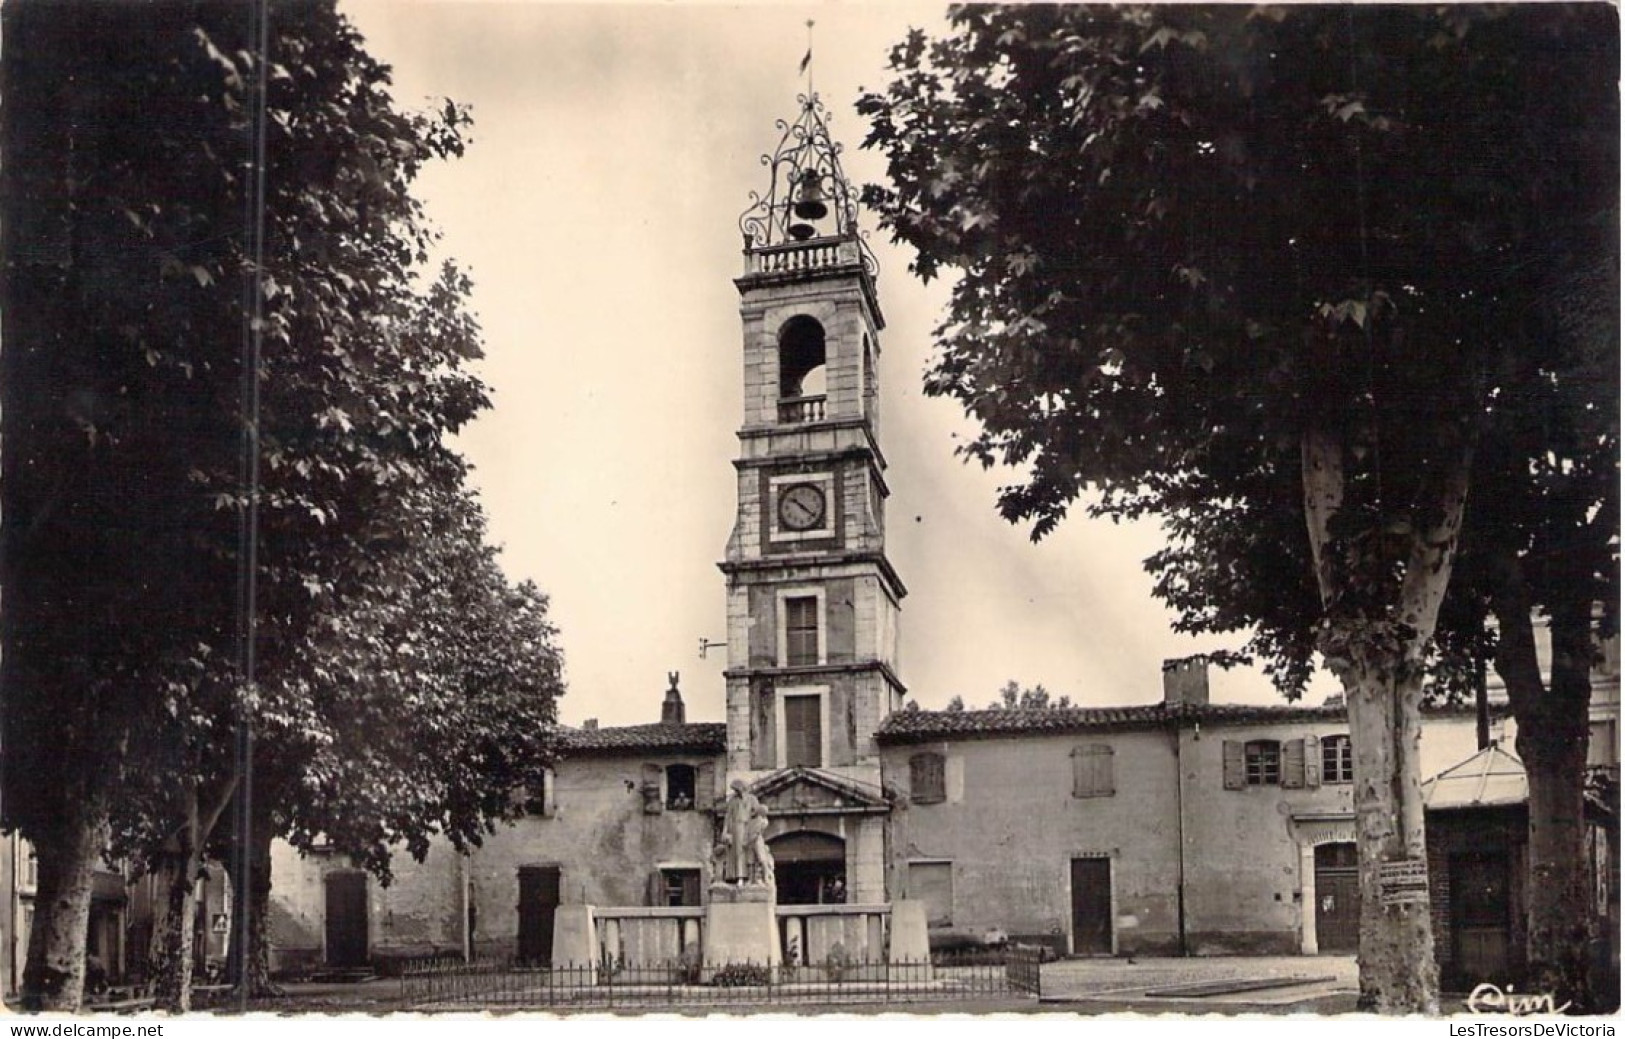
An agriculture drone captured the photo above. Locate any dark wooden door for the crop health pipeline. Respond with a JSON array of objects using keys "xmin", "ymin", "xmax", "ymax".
[
  {"xmin": 324, "ymin": 871, "xmax": 369, "ymax": 968},
  {"xmin": 1070, "ymin": 857, "xmax": 1112, "ymax": 955},
  {"xmin": 1451, "ymin": 852, "xmax": 1512, "ymax": 983},
  {"xmin": 517, "ymin": 866, "xmax": 561, "ymax": 965},
  {"xmin": 1315, "ymin": 842, "xmax": 1361, "ymax": 953}
]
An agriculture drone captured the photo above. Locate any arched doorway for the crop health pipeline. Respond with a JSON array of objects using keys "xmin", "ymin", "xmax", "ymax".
[{"xmin": 768, "ymin": 830, "xmax": 846, "ymax": 905}]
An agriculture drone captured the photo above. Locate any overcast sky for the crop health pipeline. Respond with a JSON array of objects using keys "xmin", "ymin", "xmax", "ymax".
[{"xmin": 339, "ymin": 1, "xmax": 1336, "ymax": 727}]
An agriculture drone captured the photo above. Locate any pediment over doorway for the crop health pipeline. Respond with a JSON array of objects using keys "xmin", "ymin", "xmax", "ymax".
[{"xmin": 749, "ymin": 768, "xmax": 892, "ymax": 816}]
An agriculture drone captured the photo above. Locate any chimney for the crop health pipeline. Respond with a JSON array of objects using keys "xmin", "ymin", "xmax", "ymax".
[
  {"xmin": 582, "ymin": 718, "xmax": 599, "ymax": 731},
  {"xmin": 1161, "ymin": 656, "xmax": 1210, "ymax": 706},
  {"xmin": 661, "ymin": 671, "xmax": 686, "ymax": 725}
]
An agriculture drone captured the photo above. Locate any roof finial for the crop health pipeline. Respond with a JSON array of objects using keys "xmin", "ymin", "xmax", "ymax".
[{"xmin": 800, "ymin": 19, "xmax": 815, "ymax": 95}]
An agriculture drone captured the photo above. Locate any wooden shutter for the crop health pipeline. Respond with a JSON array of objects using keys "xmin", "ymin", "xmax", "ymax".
[
  {"xmin": 1071, "ymin": 745, "xmax": 1115, "ymax": 797},
  {"xmin": 1304, "ymin": 735, "xmax": 1321, "ymax": 787},
  {"xmin": 908, "ymin": 862, "xmax": 954, "ymax": 928},
  {"xmin": 784, "ymin": 695, "xmax": 822, "ymax": 768},
  {"xmin": 1222, "ymin": 740, "xmax": 1245, "ymax": 790},
  {"xmin": 696, "ymin": 761, "xmax": 717, "ymax": 808},
  {"xmin": 641, "ymin": 763, "xmax": 663, "ymax": 814},
  {"xmin": 1282, "ymin": 738, "xmax": 1307, "ymax": 789},
  {"xmin": 648, "ymin": 869, "xmax": 665, "ymax": 907},
  {"xmin": 910, "ymin": 753, "xmax": 946, "ymax": 804}
]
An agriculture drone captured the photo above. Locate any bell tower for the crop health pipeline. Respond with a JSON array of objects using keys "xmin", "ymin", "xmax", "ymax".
[{"xmin": 721, "ymin": 93, "xmax": 904, "ymax": 792}]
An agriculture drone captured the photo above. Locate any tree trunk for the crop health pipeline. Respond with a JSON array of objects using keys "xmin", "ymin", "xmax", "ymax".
[
  {"xmin": 148, "ymin": 776, "xmax": 237, "ymax": 1011},
  {"xmin": 1343, "ymin": 657, "xmax": 1441, "ymax": 1012},
  {"xmin": 146, "ymin": 853, "xmax": 199, "ymax": 1012},
  {"xmin": 1499, "ymin": 591, "xmax": 1596, "ymax": 1012},
  {"xmin": 1303, "ymin": 428, "xmax": 1467, "ymax": 1013},
  {"xmin": 244, "ymin": 804, "xmax": 282, "ymax": 997},
  {"xmin": 21, "ymin": 799, "xmax": 110, "ymax": 1011}
]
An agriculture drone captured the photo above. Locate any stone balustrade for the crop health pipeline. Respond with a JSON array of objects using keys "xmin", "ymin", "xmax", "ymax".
[
  {"xmin": 746, "ymin": 237, "xmax": 854, "ymax": 276},
  {"xmin": 777, "ymin": 394, "xmax": 827, "ymax": 424},
  {"xmin": 776, "ymin": 903, "xmax": 891, "ymax": 966},
  {"xmin": 593, "ymin": 906, "xmax": 705, "ymax": 966}
]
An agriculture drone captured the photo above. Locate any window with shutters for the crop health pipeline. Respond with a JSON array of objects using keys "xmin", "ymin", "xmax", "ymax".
[
  {"xmin": 1071, "ymin": 744, "xmax": 1115, "ymax": 798},
  {"xmin": 784, "ymin": 595, "xmax": 820, "ymax": 666},
  {"xmin": 910, "ymin": 752, "xmax": 946, "ymax": 804},
  {"xmin": 666, "ymin": 764, "xmax": 696, "ymax": 810},
  {"xmin": 661, "ymin": 868, "xmax": 702, "ymax": 907},
  {"xmin": 1245, "ymin": 740, "xmax": 1281, "ymax": 785},
  {"xmin": 1322, "ymin": 735, "xmax": 1354, "ymax": 783},
  {"xmin": 783, "ymin": 693, "xmax": 823, "ymax": 768}
]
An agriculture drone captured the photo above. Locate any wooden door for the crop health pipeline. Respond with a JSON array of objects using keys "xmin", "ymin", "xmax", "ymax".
[
  {"xmin": 1070, "ymin": 857, "xmax": 1112, "ymax": 955},
  {"xmin": 1314, "ymin": 842, "xmax": 1361, "ymax": 953},
  {"xmin": 1451, "ymin": 852, "xmax": 1512, "ymax": 983},
  {"xmin": 517, "ymin": 866, "xmax": 561, "ymax": 965},
  {"xmin": 323, "ymin": 871, "xmax": 369, "ymax": 968}
]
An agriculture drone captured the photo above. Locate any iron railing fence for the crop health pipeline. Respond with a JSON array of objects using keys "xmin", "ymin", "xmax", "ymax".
[{"xmin": 398, "ymin": 948, "xmax": 1042, "ymax": 1010}]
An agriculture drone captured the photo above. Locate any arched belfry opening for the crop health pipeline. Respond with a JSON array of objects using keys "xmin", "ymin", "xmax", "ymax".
[{"xmin": 778, "ymin": 315, "xmax": 827, "ymax": 423}]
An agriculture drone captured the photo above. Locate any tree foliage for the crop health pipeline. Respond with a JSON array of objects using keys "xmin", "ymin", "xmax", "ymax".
[
  {"xmin": 862, "ymin": 3, "xmax": 1612, "ymax": 692},
  {"xmin": 859, "ymin": 3, "xmax": 1616, "ymax": 1011},
  {"xmin": 989, "ymin": 680, "xmax": 1072, "ymax": 710},
  {"xmin": 3, "ymin": 0, "xmax": 565, "ymax": 1008}
]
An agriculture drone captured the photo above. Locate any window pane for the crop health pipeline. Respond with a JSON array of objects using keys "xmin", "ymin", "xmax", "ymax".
[
  {"xmin": 786, "ymin": 597, "xmax": 819, "ymax": 666},
  {"xmin": 1245, "ymin": 741, "xmax": 1281, "ymax": 785},
  {"xmin": 1322, "ymin": 735, "xmax": 1354, "ymax": 783}
]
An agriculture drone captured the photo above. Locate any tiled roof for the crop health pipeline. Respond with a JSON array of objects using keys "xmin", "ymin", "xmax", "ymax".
[
  {"xmin": 875, "ymin": 699, "xmax": 1495, "ymax": 745},
  {"xmin": 559, "ymin": 722, "xmax": 726, "ymax": 757},
  {"xmin": 876, "ymin": 704, "xmax": 1174, "ymax": 743}
]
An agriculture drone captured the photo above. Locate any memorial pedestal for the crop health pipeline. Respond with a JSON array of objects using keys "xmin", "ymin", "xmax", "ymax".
[
  {"xmin": 552, "ymin": 904, "xmax": 598, "ymax": 979},
  {"xmin": 702, "ymin": 882, "xmax": 779, "ymax": 981}
]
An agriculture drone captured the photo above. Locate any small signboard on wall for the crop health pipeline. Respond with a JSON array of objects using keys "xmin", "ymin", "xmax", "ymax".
[{"xmin": 1378, "ymin": 858, "xmax": 1429, "ymax": 906}]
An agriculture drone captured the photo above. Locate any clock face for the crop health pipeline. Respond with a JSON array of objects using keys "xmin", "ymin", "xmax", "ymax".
[{"xmin": 778, "ymin": 483, "xmax": 827, "ymax": 532}]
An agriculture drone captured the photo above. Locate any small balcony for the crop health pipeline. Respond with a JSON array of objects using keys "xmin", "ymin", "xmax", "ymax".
[{"xmin": 778, "ymin": 395, "xmax": 827, "ymax": 425}]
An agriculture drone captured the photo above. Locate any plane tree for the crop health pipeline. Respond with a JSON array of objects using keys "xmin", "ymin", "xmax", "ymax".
[
  {"xmin": 859, "ymin": 3, "xmax": 1615, "ymax": 1011},
  {"xmin": 3, "ymin": 0, "xmax": 564, "ymax": 1009}
]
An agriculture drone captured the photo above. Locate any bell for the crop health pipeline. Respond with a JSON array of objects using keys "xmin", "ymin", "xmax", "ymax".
[
  {"xmin": 787, "ymin": 220, "xmax": 817, "ymax": 241},
  {"xmin": 792, "ymin": 169, "xmax": 828, "ymax": 222}
]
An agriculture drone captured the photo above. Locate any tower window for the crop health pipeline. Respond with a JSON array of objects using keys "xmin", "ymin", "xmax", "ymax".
[
  {"xmin": 784, "ymin": 596, "xmax": 819, "ymax": 666},
  {"xmin": 783, "ymin": 693, "xmax": 823, "ymax": 768},
  {"xmin": 778, "ymin": 316, "xmax": 826, "ymax": 423}
]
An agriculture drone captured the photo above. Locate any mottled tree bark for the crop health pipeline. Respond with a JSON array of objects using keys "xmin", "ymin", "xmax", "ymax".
[
  {"xmin": 20, "ymin": 800, "xmax": 109, "ymax": 1011},
  {"xmin": 148, "ymin": 777, "xmax": 236, "ymax": 1012},
  {"xmin": 244, "ymin": 803, "xmax": 282, "ymax": 997},
  {"xmin": 1304, "ymin": 428, "xmax": 1467, "ymax": 1012}
]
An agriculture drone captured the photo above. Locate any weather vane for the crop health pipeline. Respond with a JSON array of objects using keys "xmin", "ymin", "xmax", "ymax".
[{"xmin": 801, "ymin": 19, "xmax": 814, "ymax": 93}]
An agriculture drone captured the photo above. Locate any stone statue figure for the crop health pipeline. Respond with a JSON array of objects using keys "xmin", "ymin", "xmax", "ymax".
[{"xmin": 720, "ymin": 778, "xmax": 774, "ymax": 886}]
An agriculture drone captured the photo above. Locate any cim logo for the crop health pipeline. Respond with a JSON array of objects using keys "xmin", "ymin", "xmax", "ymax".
[{"xmin": 1467, "ymin": 982, "xmax": 1573, "ymax": 1016}]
